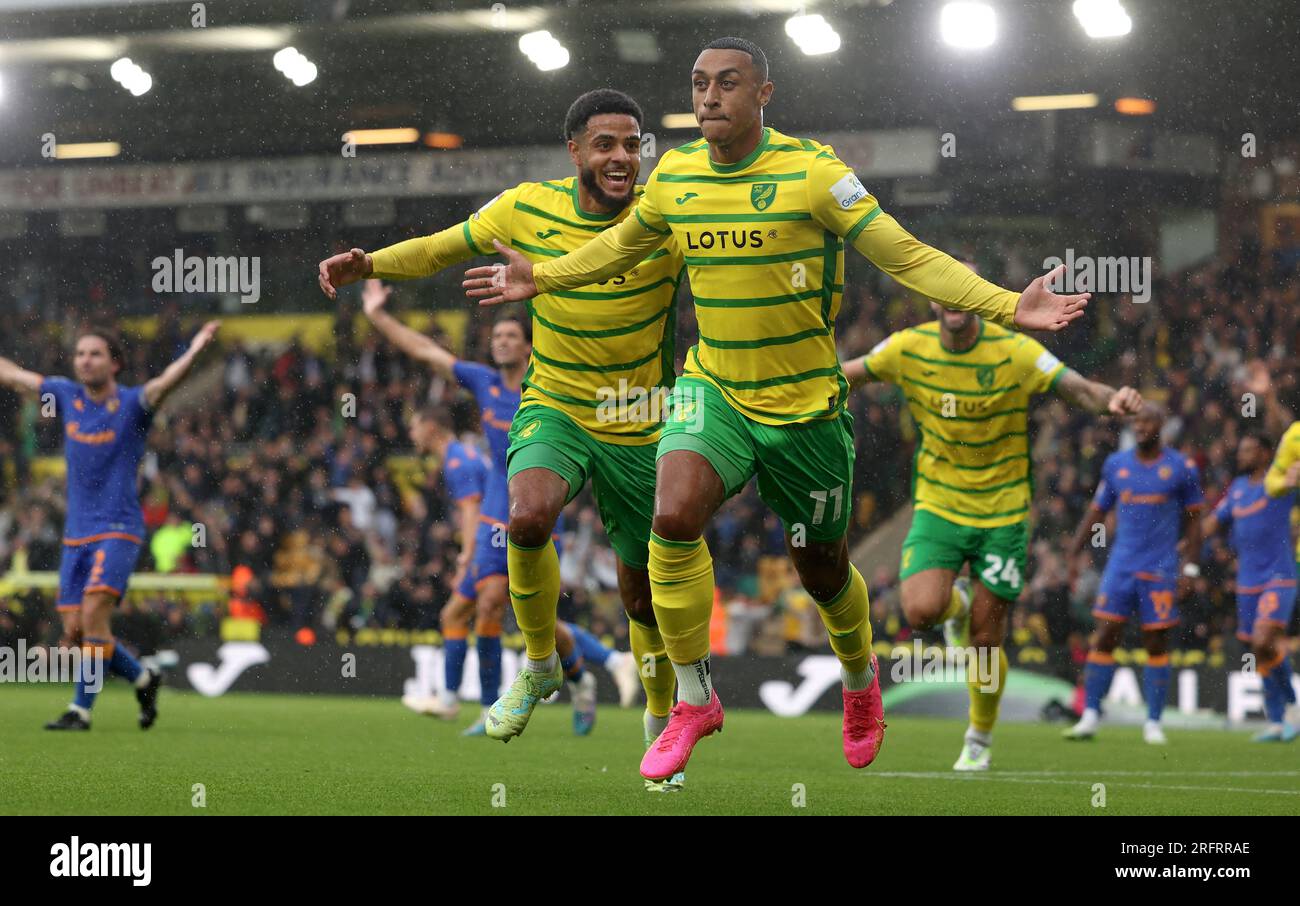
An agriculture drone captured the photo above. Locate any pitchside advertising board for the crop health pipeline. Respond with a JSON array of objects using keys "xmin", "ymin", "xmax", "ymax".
[{"xmin": 161, "ymin": 632, "xmax": 1284, "ymax": 724}]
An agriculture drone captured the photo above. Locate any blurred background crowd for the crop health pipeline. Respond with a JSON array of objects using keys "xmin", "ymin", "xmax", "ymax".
[{"xmin": 2, "ymin": 239, "xmax": 1297, "ymax": 673}]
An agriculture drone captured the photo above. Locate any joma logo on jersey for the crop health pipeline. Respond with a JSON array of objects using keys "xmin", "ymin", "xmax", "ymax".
[
  {"xmin": 750, "ymin": 183, "xmax": 777, "ymax": 211},
  {"xmin": 684, "ymin": 229, "xmax": 765, "ymax": 250}
]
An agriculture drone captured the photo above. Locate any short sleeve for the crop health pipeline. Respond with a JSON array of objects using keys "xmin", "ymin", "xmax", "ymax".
[
  {"xmin": 123, "ymin": 385, "xmax": 155, "ymax": 434},
  {"xmin": 1093, "ymin": 458, "xmax": 1117, "ymax": 513},
  {"xmin": 444, "ymin": 450, "xmax": 484, "ymax": 503},
  {"xmin": 38, "ymin": 377, "xmax": 76, "ymax": 420},
  {"xmin": 452, "ymin": 360, "xmax": 497, "ymax": 404},
  {"xmin": 1012, "ymin": 336, "xmax": 1066, "ymax": 395},
  {"xmin": 806, "ymin": 149, "xmax": 881, "ymax": 241},
  {"xmin": 863, "ymin": 332, "xmax": 903, "ymax": 384},
  {"xmin": 1180, "ymin": 459, "xmax": 1205, "ymax": 509}
]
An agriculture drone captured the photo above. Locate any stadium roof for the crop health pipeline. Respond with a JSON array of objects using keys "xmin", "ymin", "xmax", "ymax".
[{"xmin": 0, "ymin": 0, "xmax": 1294, "ymax": 166}]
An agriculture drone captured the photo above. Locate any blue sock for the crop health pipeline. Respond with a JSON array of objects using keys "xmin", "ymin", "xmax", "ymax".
[
  {"xmin": 1143, "ymin": 663, "xmax": 1171, "ymax": 722},
  {"xmin": 477, "ymin": 634, "xmax": 502, "ymax": 707},
  {"xmin": 560, "ymin": 647, "xmax": 584, "ymax": 681},
  {"xmin": 444, "ymin": 637, "xmax": 468, "ymax": 695},
  {"xmin": 1275, "ymin": 657, "xmax": 1296, "ymax": 706},
  {"xmin": 1083, "ymin": 657, "xmax": 1117, "ymax": 712},
  {"xmin": 73, "ymin": 637, "xmax": 112, "ymax": 711},
  {"xmin": 566, "ymin": 621, "xmax": 613, "ymax": 668},
  {"xmin": 1262, "ymin": 668, "xmax": 1287, "ymax": 724},
  {"xmin": 109, "ymin": 639, "xmax": 144, "ymax": 683}
]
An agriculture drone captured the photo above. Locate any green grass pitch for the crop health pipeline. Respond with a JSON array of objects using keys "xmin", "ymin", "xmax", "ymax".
[{"xmin": 3, "ymin": 684, "xmax": 1297, "ymax": 815}]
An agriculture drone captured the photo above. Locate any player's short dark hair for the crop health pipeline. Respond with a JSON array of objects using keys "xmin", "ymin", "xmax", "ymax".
[
  {"xmin": 563, "ymin": 89, "xmax": 644, "ymax": 142},
  {"xmin": 702, "ymin": 37, "xmax": 769, "ymax": 82},
  {"xmin": 1242, "ymin": 430, "xmax": 1274, "ymax": 451},
  {"xmin": 413, "ymin": 405, "xmax": 455, "ymax": 432},
  {"xmin": 78, "ymin": 325, "xmax": 125, "ymax": 366},
  {"xmin": 494, "ymin": 307, "xmax": 532, "ymax": 344}
]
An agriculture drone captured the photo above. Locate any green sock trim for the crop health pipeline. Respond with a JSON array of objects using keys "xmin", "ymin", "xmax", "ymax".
[
  {"xmin": 814, "ymin": 569, "xmax": 856, "ymax": 608},
  {"xmin": 649, "ymin": 531, "xmax": 703, "ymax": 549}
]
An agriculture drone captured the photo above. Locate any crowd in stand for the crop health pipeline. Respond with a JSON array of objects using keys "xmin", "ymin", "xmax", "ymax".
[{"xmin": 1, "ymin": 245, "xmax": 1297, "ymax": 664}]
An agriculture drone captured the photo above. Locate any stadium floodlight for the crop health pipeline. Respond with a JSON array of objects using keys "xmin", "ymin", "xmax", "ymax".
[
  {"xmin": 940, "ymin": 2, "xmax": 997, "ymax": 49},
  {"xmin": 1011, "ymin": 93, "xmax": 1099, "ymax": 111},
  {"xmin": 519, "ymin": 30, "xmax": 569, "ymax": 71},
  {"xmin": 54, "ymin": 141, "xmax": 121, "ymax": 160},
  {"xmin": 1073, "ymin": 0, "xmax": 1132, "ymax": 38},
  {"xmin": 273, "ymin": 47, "xmax": 318, "ymax": 86},
  {"xmin": 785, "ymin": 14, "xmax": 841, "ymax": 56},
  {"xmin": 343, "ymin": 128, "xmax": 420, "ymax": 145},
  {"xmin": 110, "ymin": 57, "xmax": 153, "ymax": 96}
]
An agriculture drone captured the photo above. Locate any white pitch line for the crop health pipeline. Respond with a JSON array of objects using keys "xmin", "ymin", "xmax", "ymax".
[
  {"xmin": 877, "ymin": 770, "xmax": 1300, "ymax": 778},
  {"xmin": 872, "ymin": 773, "xmax": 1300, "ymax": 796}
]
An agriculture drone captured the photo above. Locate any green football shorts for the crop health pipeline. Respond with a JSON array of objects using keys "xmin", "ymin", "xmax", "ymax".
[
  {"xmin": 506, "ymin": 403, "xmax": 656, "ymax": 570},
  {"xmin": 900, "ymin": 508, "xmax": 1029, "ymax": 602},
  {"xmin": 656, "ymin": 376, "xmax": 855, "ymax": 544}
]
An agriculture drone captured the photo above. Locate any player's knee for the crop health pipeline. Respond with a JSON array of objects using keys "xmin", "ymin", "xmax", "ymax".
[
  {"xmin": 970, "ymin": 623, "xmax": 1003, "ymax": 651},
  {"xmin": 508, "ymin": 503, "xmax": 556, "ymax": 549},
  {"xmin": 476, "ymin": 594, "xmax": 505, "ymax": 624},
  {"xmin": 651, "ymin": 509, "xmax": 702, "ymax": 544},
  {"xmin": 439, "ymin": 602, "xmax": 469, "ymax": 632},
  {"xmin": 900, "ymin": 587, "xmax": 944, "ymax": 631}
]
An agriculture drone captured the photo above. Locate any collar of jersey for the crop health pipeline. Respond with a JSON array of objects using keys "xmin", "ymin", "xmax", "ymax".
[
  {"xmin": 939, "ymin": 318, "xmax": 984, "ymax": 355},
  {"xmin": 568, "ymin": 180, "xmax": 619, "ymax": 222},
  {"xmin": 707, "ymin": 127, "xmax": 771, "ymax": 174}
]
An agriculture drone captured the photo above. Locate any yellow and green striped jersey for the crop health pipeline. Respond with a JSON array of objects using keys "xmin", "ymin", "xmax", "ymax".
[
  {"xmin": 369, "ymin": 177, "xmax": 685, "ymax": 444},
  {"xmin": 533, "ymin": 126, "xmax": 1021, "ymax": 426},
  {"xmin": 1264, "ymin": 420, "xmax": 1300, "ymax": 560},
  {"xmin": 863, "ymin": 320, "xmax": 1067, "ymax": 528}
]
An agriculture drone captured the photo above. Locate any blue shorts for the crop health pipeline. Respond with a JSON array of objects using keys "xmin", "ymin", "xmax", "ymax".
[
  {"xmin": 453, "ymin": 521, "xmax": 564, "ymax": 600},
  {"xmin": 1236, "ymin": 581, "xmax": 1297, "ymax": 640},
  {"xmin": 456, "ymin": 522, "xmax": 508, "ymax": 599},
  {"xmin": 57, "ymin": 535, "xmax": 142, "ymax": 610},
  {"xmin": 1094, "ymin": 570, "xmax": 1179, "ymax": 630}
]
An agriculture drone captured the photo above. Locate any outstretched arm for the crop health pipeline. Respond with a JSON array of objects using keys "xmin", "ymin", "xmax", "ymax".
[
  {"xmin": 850, "ymin": 214, "xmax": 1088, "ymax": 332},
  {"xmin": 1053, "ymin": 369, "xmax": 1142, "ymax": 415},
  {"xmin": 463, "ymin": 214, "xmax": 667, "ymax": 306},
  {"xmin": 143, "ymin": 320, "xmax": 221, "ymax": 410},
  {"xmin": 361, "ymin": 280, "xmax": 456, "ymax": 379},
  {"xmin": 0, "ymin": 355, "xmax": 43, "ymax": 394},
  {"xmin": 840, "ymin": 355, "xmax": 876, "ymax": 390}
]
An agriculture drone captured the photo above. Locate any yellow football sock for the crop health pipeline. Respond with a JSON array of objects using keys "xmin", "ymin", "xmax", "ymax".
[
  {"xmin": 629, "ymin": 618, "xmax": 676, "ymax": 718},
  {"xmin": 968, "ymin": 647, "xmax": 1009, "ymax": 733},
  {"xmin": 647, "ymin": 533, "xmax": 714, "ymax": 665},
  {"xmin": 507, "ymin": 538, "xmax": 560, "ymax": 662},
  {"xmin": 938, "ymin": 582, "xmax": 965, "ymax": 623},
  {"xmin": 813, "ymin": 565, "xmax": 873, "ymax": 675}
]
